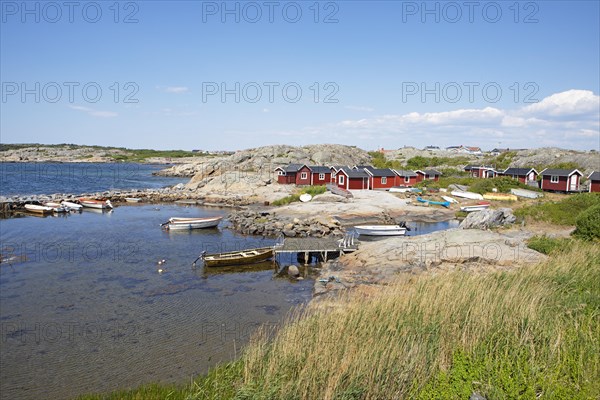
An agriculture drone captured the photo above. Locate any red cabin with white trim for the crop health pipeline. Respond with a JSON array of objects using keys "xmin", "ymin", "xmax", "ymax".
[{"xmin": 540, "ymin": 169, "xmax": 583, "ymax": 192}]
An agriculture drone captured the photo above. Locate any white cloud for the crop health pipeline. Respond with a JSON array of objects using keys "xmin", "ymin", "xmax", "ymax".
[
  {"xmin": 521, "ymin": 89, "xmax": 599, "ymax": 117},
  {"xmin": 288, "ymin": 90, "xmax": 599, "ymax": 150},
  {"xmin": 69, "ymin": 105, "xmax": 117, "ymax": 118}
]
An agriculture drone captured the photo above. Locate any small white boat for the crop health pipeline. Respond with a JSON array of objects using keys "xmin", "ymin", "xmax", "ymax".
[
  {"xmin": 451, "ymin": 190, "xmax": 484, "ymax": 200},
  {"xmin": 460, "ymin": 204, "xmax": 491, "ymax": 212},
  {"xmin": 389, "ymin": 186, "xmax": 411, "ymax": 193},
  {"xmin": 441, "ymin": 195, "xmax": 458, "ymax": 204},
  {"xmin": 43, "ymin": 202, "xmax": 67, "ymax": 213},
  {"xmin": 354, "ymin": 225, "xmax": 407, "ymax": 236},
  {"xmin": 61, "ymin": 201, "xmax": 83, "ymax": 211},
  {"xmin": 299, "ymin": 193, "xmax": 312, "ymax": 202},
  {"xmin": 510, "ymin": 188, "xmax": 543, "ymax": 199},
  {"xmin": 79, "ymin": 199, "xmax": 113, "ymax": 209},
  {"xmin": 125, "ymin": 197, "xmax": 142, "ymax": 203},
  {"xmin": 162, "ymin": 216, "xmax": 223, "ymax": 230},
  {"xmin": 24, "ymin": 204, "xmax": 53, "ymax": 214}
]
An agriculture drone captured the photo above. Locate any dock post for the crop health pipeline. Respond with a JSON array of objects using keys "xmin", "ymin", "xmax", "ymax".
[{"xmin": 304, "ymin": 251, "xmax": 309, "ymax": 265}]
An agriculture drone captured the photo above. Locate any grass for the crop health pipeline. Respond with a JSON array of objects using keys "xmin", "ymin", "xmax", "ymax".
[
  {"xmin": 238, "ymin": 241, "xmax": 600, "ymax": 399},
  {"xmin": 515, "ymin": 193, "xmax": 600, "ymax": 225},
  {"xmin": 526, "ymin": 235, "xmax": 572, "ymax": 255},
  {"xmin": 79, "ymin": 241, "xmax": 600, "ymax": 399},
  {"xmin": 272, "ymin": 186, "xmax": 327, "ymax": 206}
]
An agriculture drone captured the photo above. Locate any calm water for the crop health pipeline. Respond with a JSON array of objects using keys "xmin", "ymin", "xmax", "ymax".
[
  {"xmin": 0, "ymin": 163, "xmax": 186, "ymax": 196},
  {"xmin": 0, "ymin": 205, "xmax": 314, "ymax": 400}
]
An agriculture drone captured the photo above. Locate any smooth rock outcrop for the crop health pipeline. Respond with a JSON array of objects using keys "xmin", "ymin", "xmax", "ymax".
[{"xmin": 459, "ymin": 208, "xmax": 516, "ymax": 230}]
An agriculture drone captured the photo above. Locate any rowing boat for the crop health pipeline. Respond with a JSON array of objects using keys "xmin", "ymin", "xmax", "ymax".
[
  {"xmin": 354, "ymin": 225, "xmax": 407, "ymax": 236},
  {"xmin": 43, "ymin": 202, "xmax": 67, "ymax": 213},
  {"xmin": 79, "ymin": 198, "xmax": 113, "ymax": 209},
  {"xmin": 441, "ymin": 195, "xmax": 458, "ymax": 204},
  {"xmin": 389, "ymin": 186, "xmax": 411, "ymax": 193},
  {"xmin": 483, "ymin": 193, "xmax": 518, "ymax": 201},
  {"xmin": 460, "ymin": 202, "xmax": 491, "ymax": 212},
  {"xmin": 61, "ymin": 201, "xmax": 83, "ymax": 211},
  {"xmin": 451, "ymin": 190, "xmax": 484, "ymax": 200},
  {"xmin": 416, "ymin": 197, "xmax": 451, "ymax": 208},
  {"xmin": 125, "ymin": 197, "xmax": 142, "ymax": 203},
  {"xmin": 202, "ymin": 247, "xmax": 275, "ymax": 267},
  {"xmin": 162, "ymin": 216, "xmax": 223, "ymax": 230},
  {"xmin": 24, "ymin": 204, "xmax": 53, "ymax": 214}
]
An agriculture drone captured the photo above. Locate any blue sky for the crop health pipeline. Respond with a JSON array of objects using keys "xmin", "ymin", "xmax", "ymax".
[{"xmin": 1, "ymin": 1, "xmax": 599, "ymax": 151}]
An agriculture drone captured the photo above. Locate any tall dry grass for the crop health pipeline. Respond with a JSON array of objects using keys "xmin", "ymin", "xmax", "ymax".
[{"xmin": 238, "ymin": 242, "xmax": 600, "ymax": 399}]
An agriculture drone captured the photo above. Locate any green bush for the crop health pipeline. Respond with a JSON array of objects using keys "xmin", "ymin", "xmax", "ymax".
[
  {"xmin": 272, "ymin": 186, "xmax": 326, "ymax": 206},
  {"xmin": 515, "ymin": 193, "xmax": 600, "ymax": 225},
  {"xmin": 573, "ymin": 204, "xmax": 600, "ymax": 240},
  {"xmin": 527, "ymin": 236, "xmax": 571, "ymax": 255}
]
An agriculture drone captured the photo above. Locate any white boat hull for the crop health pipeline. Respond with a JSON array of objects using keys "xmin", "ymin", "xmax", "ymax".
[
  {"xmin": 125, "ymin": 198, "xmax": 142, "ymax": 203},
  {"xmin": 389, "ymin": 186, "xmax": 411, "ymax": 193},
  {"xmin": 354, "ymin": 225, "xmax": 407, "ymax": 236},
  {"xmin": 24, "ymin": 204, "xmax": 53, "ymax": 214},
  {"xmin": 166, "ymin": 217, "xmax": 222, "ymax": 230},
  {"xmin": 80, "ymin": 200, "xmax": 113, "ymax": 209},
  {"xmin": 451, "ymin": 191, "xmax": 484, "ymax": 200},
  {"xmin": 61, "ymin": 201, "xmax": 83, "ymax": 211},
  {"xmin": 441, "ymin": 195, "xmax": 458, "ymax": 204},
  {"xmin": 510, "ymin": 188, "xmax": 543, "ymax": 199},
  {"xmin": 460, "ymin": 205, "xmax": 490, "ymax": 212}
]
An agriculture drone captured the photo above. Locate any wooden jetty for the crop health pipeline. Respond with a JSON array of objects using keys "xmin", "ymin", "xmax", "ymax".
[{"xmin": 274, "ymin": 234, "xmax": 359, "ymax": 265}]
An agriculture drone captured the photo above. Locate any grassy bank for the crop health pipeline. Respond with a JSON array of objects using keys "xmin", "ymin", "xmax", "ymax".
[
  {"xmin": 271, "ymin": 186, "xmax": 327, "ymax": 206},
  {"xmin": 515, "ymin": 193, "xmax": 600, "ymax": 225},
  {"xmin": 80, "ymin": 240, "xmax": 599, "ymax": 399}
]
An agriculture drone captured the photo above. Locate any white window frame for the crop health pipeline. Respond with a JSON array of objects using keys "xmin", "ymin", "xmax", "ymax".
[
  {"xmin": 404, "ymin": 176, "xmax": 410, "ymax": 183},
  {"xmin": 300, "ymin": 172, "xmax": 308, "ymax": 180},
  {"xmin": 550, "ymin": 175, "xmax": 559, "ymax": 183},
  {"xmin": 338, "ymin": 175, "xmax": 345, "ymax": 185},
  {"xmin": 319, "ymin": 173, "xmax": 325, "ymax": 180},
  {"xmin": 277, "ymin": 170, "xmax": 285, "ymax": 176},
  {"xmin": 381, "ymin": 176, "xmax": 387, "ymax": 184}
]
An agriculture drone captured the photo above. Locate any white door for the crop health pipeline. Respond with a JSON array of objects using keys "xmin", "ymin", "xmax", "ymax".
[
  {"xmin": 528, "ymin": 172, "xmax": 535, "ymax": 182},
  {"xmin": 569, "ymin": 175, "xmax": 578, "ymax": 191}
]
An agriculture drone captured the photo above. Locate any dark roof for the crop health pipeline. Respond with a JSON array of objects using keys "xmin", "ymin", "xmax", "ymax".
[
  {"xmin": 503, "ymin": 167, "xmax": 537, "ymax": 175},
  {"xmin": 338, "ymin": 166, "xmax": 369, "ymax": 178},
  {"xmin": 330, "ymin": 165, "xmax": 346, "ymax": 172},
  {"xmin": 588, "ymin": 171, "xmax": 600, "ymax": 181},
  {"xmin": 365, "ymin": 168, "xmax": 397, "ymax": 177},
  {"xmin": 540, "ymin": 168, "xmax": 582, "ymax": 177},
  {"xmin": 354, "ymin": 165, "xmax": 372, "ymax": 170},
  {"xmin": 282, "ymin": 163, "xmax": 306, "ymax": 173},
  {"xmin": 464, "ymin": 165, "xmax": 495, "ymax": 170},
  {"xmin": 393, "ymin": 169, "xmax": 417, "ymax": 177},
  {"xmin": 309, "ymin": 166, "xmax": 331, "ymax": 174},
  {"xmin": 416, "ymin": 169, "xmax": 442, "ymax": 176}
]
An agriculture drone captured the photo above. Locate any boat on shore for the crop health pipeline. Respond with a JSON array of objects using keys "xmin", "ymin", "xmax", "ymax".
[
  {"xmin": 354, "ymin": 224, "xmax": 407, "ymax": 236},
  {"xmin": 162, "ymin": 216, "xmax": 223, "ymax": 230},
  {"xmin": 510, "ymin": 188, "xmax": 543, "ymax": 199},
  {"xmin": 24, "ymin": 204, "xmax": 54, "ymax": 214},
  {"xmin": 79, "ymin": 198, "xmax": 113, "ymax": 209},
  {"xmin": 389, "ymin": 186, "xmax": 411, "ymax": 193},
  {"xmin": 483, "ymin": 193, "xmax": 518, "ymax": 201},
  {"xmin": 125, "ymin": 197, "xmax": 142, "ymax": 203},
  {"xmin": 460, "ymin": 202, "xmax": 491, "ymax": 212},
  {"xmin": 441, "ymin": 195, "xmax": 458, "ymax": 204},
  {"xmin": 61, "ymin": 201, "xmax": 83, "ymax": 211},
  {"xmin": 416, "ymin": 197, "xmax": 451, "ymax": 208},
  {"xmin": 451, "ymin": 190, "xmax": 484, "ymax": 200},
  {"xmin": 201, "ymin": 247, "xmax": 275, "ymax": 267},
  {"xmin": 42, "ymin": 202, "xmax": 67, "ymax": 213}
]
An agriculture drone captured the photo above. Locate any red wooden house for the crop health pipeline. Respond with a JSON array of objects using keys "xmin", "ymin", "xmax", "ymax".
[
  {"xmin": 464, "ymin": 165, "xmax": 497, "ymax": 178},
  {"xmin": 540, "ymin": 169, "xmax": 583, "ymax": 192},
  {"xmin": 588, "ymin": 171, "xmax": 600, "ymax": 193},
  {"xmin": 361, "ymin": 167, "xmax": 398, "ymax": 190},
  {"xmin": 501, "ymin": 167, "xmax": 539, "ymax": 184},
  {"xmin": 392, "ymin": 169, "xmax": 418, "ymax": 186},
  {"xmin": 308, "ymin": 166, "xmax": 331, "ymax": 186},
  {"xmin": 274, "ymin": 164, "xmax": 311, "ymax": 185},
  {"xmin": 415, "ymin": 169, "xmax": 442, "ymax": 183},
  {"xmin": 333, "ymin": 167, "xmax": 370, "ymax": 190},
  {"xmin": 329, "ymin": 166, "xmax": 346, "ymax": 183}
]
